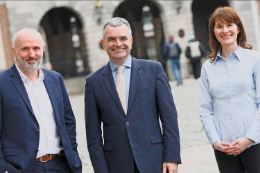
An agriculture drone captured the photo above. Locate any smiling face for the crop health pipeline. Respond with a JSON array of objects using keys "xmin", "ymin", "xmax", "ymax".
[
  {"xmin": 12, "ymin": 31, "xmax": 44, "ymax": 73},
  {"xmin": 214, "ymin": 20, "xmax": 239, "ymax": 49},
  {"xmin": 101, "ymin": 24, "xmax": 133, "ymax": 65}
]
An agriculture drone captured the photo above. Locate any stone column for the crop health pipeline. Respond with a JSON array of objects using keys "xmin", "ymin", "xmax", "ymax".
[
  {"xmin": 0, "ymin": 3, "xmax": 13, "ymax": 69},
  {"xmin": 251, "ymin": 1, "xmax": 260, "ymax": 51},
  {"xmin": 0, "ymin": 18, "xmax": 6, "ymax": 71}
]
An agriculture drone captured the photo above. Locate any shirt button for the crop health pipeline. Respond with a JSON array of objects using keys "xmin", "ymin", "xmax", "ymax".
[
  {"xmin": 126, "ymin": 122, "xmax": 129, "ymax": 125},
  {"xmin": 36, "ymin": 130, "xmax": 39, "ymax": 134}
]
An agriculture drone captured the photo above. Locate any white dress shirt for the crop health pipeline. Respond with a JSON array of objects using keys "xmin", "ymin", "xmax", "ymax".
[{"xmin": 15, "ymin": 64, "xmax": 63, "ymax": 158}]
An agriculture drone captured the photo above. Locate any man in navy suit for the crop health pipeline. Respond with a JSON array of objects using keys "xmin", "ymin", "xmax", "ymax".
[
  {"xmin": 85, "ymin": 17, "xmax": 181, "ymax": 173},
  {"xmin": 0, "ymin": 28, "xmax": 82, "ymax": 173}
]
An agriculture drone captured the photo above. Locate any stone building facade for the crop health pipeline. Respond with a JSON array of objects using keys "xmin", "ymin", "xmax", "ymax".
[{"xmin": 0, "ymin": 0, "xmax": 260, "ymax": 93}]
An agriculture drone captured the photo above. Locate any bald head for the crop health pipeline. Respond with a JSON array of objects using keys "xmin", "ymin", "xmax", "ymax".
[
  {"xmin": 13, "ymin": 28, "xmax": 44, "ymax": 48},
  {"xmin": 12, "ymin": 28, "xmax": 45, "ymax": 74}
]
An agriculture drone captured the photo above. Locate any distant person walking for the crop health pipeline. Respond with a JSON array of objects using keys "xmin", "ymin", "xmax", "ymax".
[
  {"xmin": 163, "ymin": 36, "xmax": 182, "ymax": 85},
  {"xmin": 185, "ymin": 35, "xmax": 206, "ymax": 79},
  {"xmin": 199, "ymin": 6, "xmax": 260, "ymax": 173},
  {"xmin": 161, "ymin": 42, "xmax": 169, "ymax": 77}
]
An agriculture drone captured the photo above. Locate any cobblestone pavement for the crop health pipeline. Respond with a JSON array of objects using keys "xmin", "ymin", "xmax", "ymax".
[{"xmin": 69, "ymin": 78, "xmax": 219, "ymax": 173}]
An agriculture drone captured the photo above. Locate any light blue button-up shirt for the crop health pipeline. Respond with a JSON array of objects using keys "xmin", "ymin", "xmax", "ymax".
[
  {"xmin": 109, "ymin": 56, "xmax": 132, "ymax": 110},
  {"xmin": 199, "ymin": 46, "xmax": 260, "ymax": 147}
]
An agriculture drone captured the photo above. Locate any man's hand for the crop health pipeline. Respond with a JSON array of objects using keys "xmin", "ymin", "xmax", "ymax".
[
  {"xmin": 163, "ymin": 162, "xmax": 178, "ymax": 173},
  {"xmin": 227, "ymin": 137, "xmax": 253, "ymax": 156},
  {"xmin": 213, "ymin": 141, "xmax": 236, "ymax": 153}
]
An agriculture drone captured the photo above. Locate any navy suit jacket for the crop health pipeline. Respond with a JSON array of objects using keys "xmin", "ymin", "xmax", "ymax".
[
  {"xmin": 0, "ymin": 64, "xmax": 82, "ymax": 173},
  {"xmin": 85, "ymin": 57, "xmax": 181, "ymax": 173}
]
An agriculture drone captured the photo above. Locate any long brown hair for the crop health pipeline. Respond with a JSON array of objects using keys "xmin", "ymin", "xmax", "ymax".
[{"xmin": 208, "ymin": 6, "xmax": 252, "ymax": 62}]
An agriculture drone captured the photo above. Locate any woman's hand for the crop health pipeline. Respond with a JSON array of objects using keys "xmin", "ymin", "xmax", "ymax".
[
  {"xmin": 226, "ymin": 137, "xmax": 253, "ymax": 156},
  {"xmin": 213, "ymin": 141, "xmax": 237, "ymax": 153}
]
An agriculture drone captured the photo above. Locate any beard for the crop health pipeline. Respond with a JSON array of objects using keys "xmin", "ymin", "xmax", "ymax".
[{"xmin": 15, "ymin": 54, "xmax": 42, "ymax": 73}]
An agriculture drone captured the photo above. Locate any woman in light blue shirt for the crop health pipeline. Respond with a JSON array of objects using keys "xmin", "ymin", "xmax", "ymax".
[{"xmin": 199, "ymin": 6, "xmax": 260, "ymax": 173}]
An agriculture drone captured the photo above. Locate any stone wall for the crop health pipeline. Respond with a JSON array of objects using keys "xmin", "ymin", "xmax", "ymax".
[
  {"xmin": 231, "ymin": 1, "xmax": 258, "ymax": 50},
  {"xmin": 0, "ymin": 16, "xmax": 6, "ymax": 71},
  {"xmin": 3, "ymin": 0, "xmax": 259, "ymax": 92},
  {"xmin": 159, "ymin": 1, "xmax": 194, "ymax": 80},
  {"xmin": 5, "ymin": 1, "xmax": 116, "ymax": 74}
]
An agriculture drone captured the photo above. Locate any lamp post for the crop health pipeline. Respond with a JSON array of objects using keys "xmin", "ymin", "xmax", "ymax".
[{"xmin": 95, "ymin": 0, "xmax": 103, "ymax": 25}]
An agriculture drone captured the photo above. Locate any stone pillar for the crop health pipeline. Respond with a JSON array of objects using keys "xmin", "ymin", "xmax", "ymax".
[
  {"xmin": 0, "ymin": 18, "xmax": 6, "ymax": 71},
  {"xmin": 0, "ymin": 3, "xmax": 13, "ymax": 69},
  {"xmin": 251, "ymin": 1, "xmax": 260, "ymax": 51}
]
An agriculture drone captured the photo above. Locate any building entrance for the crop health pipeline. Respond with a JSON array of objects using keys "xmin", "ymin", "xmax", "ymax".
[
  {"xmin": 40, "ymin": 7, "xmax": 89, "ymax": 78},
  {"xmin": 192, "ymin": 0, "xmax": 229, "ymax": 52},
  {"xmin": 114, "ymin": 0, "xmax": 165, "ymax": 64}
]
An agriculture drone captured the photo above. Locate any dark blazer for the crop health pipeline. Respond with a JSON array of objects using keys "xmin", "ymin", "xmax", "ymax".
[
  {"xmin": 85, "ymin": 57, "xmax": 181, "ymax": 173},
  {"xmin": 0, "ymin": 64, "xmax": 82, "ymax": 173}
]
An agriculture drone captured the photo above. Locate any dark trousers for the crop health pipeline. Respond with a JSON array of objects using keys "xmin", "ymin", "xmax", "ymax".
[
  {"xmin": 31, "ymin": 156, "xmax": 72, "ymax": 173},
  {"xmin": 190, "ymin": 59, "xmax": 201, "ymax": 79},
  {"xmin": 214, "ymin": 143, "xmax": 260, "ymax": 173}
]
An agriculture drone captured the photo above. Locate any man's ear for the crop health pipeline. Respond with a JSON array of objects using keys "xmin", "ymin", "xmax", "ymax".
[
  {"xmin": 101, "ymin": 39, "xmax": 105, "ymax": 50},
  {"xmin": 11, "ymin": 47, "xmax": 16, "ymax": 58},
  {"xmin": 130, "ymin": 37, "xmax": 133, "ymax": 49}
]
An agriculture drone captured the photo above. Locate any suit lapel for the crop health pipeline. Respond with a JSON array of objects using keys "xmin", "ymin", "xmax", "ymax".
[
  {"xmin": 127, "ymin": 57, "xmax": 141, "ymax": 114},
  {"xmin": 102, "ymin": 63, "xmax": 126, "ymax": 116},
  {"xmin": 9, "ymin": 64, "xmax": 35, "ymax": 117},
  {"xmin": 43, "ymin": 71, "xmax": 60, "ymax": 123}
]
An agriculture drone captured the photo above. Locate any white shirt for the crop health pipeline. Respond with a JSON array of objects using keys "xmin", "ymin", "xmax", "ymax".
[{"xmin": 15, "ymin": 64, "xmax": 63, "ymax": 158}]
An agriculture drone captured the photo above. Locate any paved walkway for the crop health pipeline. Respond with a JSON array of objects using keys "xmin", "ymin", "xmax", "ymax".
[{"xmin": 69, "ymin": 78, "xmax": 219, "ymax": 173}]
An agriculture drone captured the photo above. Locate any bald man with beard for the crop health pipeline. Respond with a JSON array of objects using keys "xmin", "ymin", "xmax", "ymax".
[{"xmin": 0, "ymin": 28, "xmax": 82, "ymax": 173}]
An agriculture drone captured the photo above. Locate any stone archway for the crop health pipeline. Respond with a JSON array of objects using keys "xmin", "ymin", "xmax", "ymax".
[
  {"xmin": 113, "ymin": 0, "xmax": 165, "ymax": 65},
  {"xmin": 192, "ymin": 0, "xmax": 229, "ymax": 52},
  {"xmin": 40, "ymin": 7, "xmax": 89, "ymax": 78}
]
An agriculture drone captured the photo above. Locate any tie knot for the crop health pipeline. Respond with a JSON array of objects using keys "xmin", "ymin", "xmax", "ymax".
[{"xmin": 117, "ymin": 66, "xmax": 125, "ymax": 73}]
